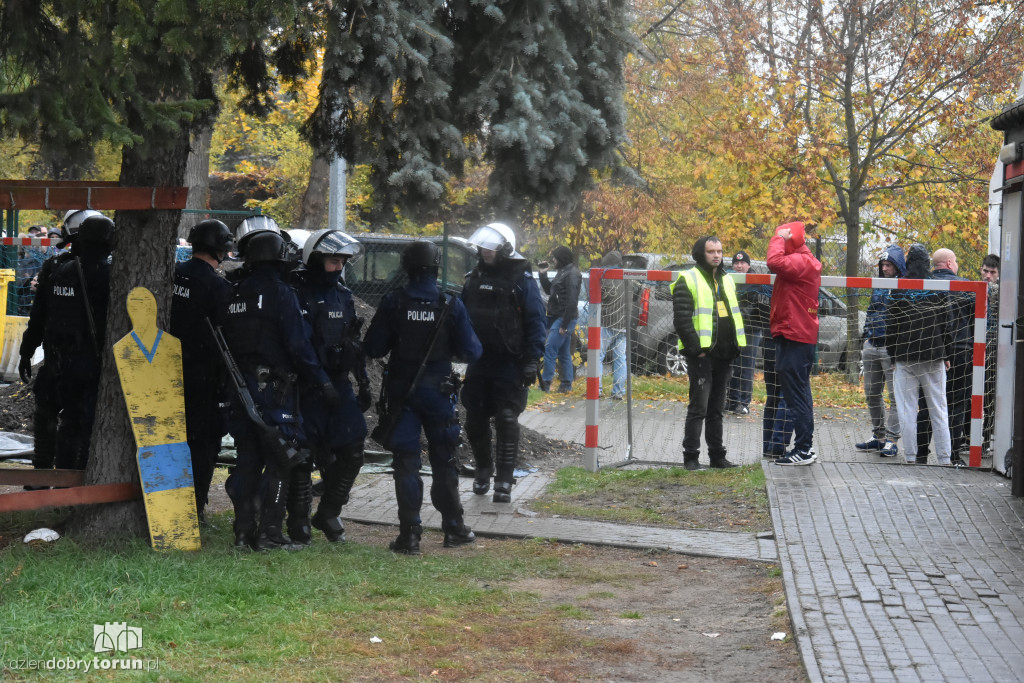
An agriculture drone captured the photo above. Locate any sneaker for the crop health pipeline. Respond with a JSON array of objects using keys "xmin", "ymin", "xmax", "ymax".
[
  {"xmin": 774, "ymin": 450, "xmax": 817, "ymax": 466},
  {"xmin": 855, "ymin": 438, "xmax": 884, "ymax": 452},
  {"xmin": 731, "ymin": 405, "xmax": 749, "ymax": 415},
  {"xmin": 879, "ymin": 441, "xmax": 899, "ymax": 458}
]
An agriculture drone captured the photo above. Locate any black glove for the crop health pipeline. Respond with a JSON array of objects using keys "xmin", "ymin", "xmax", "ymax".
[
  {"xmin": 318, "ymin": 382, "xmax": 342, "ymax": 413},
  {"xmin": 521, "ymin": 361, "xmax": 538, "ymax": 387},
  {"xmin": 357, "ymin": 383, "xmax": 373, "ymax": 413},
  {"xmin": 18, "ymin": 355, "xmax": 32, "ymax": 383}
]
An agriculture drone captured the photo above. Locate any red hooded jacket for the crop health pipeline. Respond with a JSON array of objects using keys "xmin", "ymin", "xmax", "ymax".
[{"xmin": 766, "ymin": 222, "xmax": 821, "ymax": 344}]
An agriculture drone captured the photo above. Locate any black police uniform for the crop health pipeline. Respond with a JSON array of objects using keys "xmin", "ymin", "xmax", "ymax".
[
  {"xmin": 460, "ymin": 256, "xmax": 546, "ymax": 500},
  {"xmin": 170, "ymin": 257, "xmax": 231, "ymax": 519},
  {"xmin": 292, "ymin": 266, "xmax": 371, "ymax": 542},
  {"xmin": 222, "ymin": 263, "xmax": 330, "ymax": 549},
  {"xmin": 41, "ymin": 243, "xmax": 110, "ymax": 469},
  {"xmin": 363, "ymin": 273, "xmax": 482, "ymax": 549},
  {"xmin": 19, "ymin": 249, "xmax": 75, "ymax": 473}
]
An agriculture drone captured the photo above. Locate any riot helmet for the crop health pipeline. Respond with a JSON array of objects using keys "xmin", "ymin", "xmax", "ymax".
[
  {"xmin": 243, "ymin": 231, "xmax": 287, "ymax": 265},
  {"xmin": 235, "ymin": 215, "xmax": 280, "ymax": 256},
  {"xmin": 188, "ymin": 219, "xmax": 234, "ymax": 261},
  {"xmin": 282, "ymin": 229, "xmax": 310, "ymax": 265},
  {"xmin": 60, "ymin": 209, "xmax": 103, "ymax": 244},
  {"xmin": 302, "ymin": 229, "xmax": 362, "ymax": 266},
  {"xmin": 468, "ymin": 222, "xmax": 517, "ymax": 259},
  {"xmin": 401, "ymin": 240, "xmax": 441, "ymax": 277},
  {"xmin": 75, "ymin": 215, "xmax": 115, "ymax": 259}
]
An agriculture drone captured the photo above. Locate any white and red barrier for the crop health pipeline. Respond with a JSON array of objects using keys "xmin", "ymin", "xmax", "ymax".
[
  {"xmin": 584, "ymin": 268, "xmax": 988, "ymax": 471},
  {"xmin": 0, "ymin": 237, "xmax": 60, "ymax": 247}
]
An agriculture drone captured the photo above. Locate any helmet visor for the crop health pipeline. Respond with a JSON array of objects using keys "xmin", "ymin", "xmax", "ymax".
[
  {"xmin": 305, "ymin": 230, "xmax": 362, "ymax": 264},
  {"xmin": 467, "ymin": 225, "xmax": 509, "ymax": 253}
]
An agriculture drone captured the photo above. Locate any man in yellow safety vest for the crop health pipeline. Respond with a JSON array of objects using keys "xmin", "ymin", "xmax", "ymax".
[{"xmin": 671, "ymin": 236, "xmax": 746, "ymax": 470}]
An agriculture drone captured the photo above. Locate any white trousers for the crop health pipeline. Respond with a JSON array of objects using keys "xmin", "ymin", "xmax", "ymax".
[{"xmin": 893, "ymin": 360, "xmax": 951, "ymax": 464}]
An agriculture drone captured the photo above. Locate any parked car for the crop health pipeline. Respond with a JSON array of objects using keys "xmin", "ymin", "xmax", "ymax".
[{"xmin": 343, "ymin": 232, "xmax": 478, "ymax": 307}]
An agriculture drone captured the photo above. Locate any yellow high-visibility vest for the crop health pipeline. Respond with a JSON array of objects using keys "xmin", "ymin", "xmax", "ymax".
[{"xmin": 670, "ymin": 269, "xmax": 746, "ymax": 350}]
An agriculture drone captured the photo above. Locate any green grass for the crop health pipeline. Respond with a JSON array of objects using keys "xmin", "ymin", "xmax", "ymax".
[
  {"xmin": 0, "ymin": 518, "xmax": 618, "ymax": 681},
  {"xmin": 532, "ymin": 465, "xmax": 770, "ymax": 532},
  {"xmin": 529, "ymin": 371, "xmax": 864, "ymax": 407}
]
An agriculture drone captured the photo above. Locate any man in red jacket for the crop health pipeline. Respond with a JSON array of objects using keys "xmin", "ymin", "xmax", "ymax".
[{"xmin": 766, "ymin": 222, "xmax": 821, "ymax": 465}]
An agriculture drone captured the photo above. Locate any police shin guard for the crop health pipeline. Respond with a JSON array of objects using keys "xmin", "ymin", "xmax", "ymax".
[
  {"xmin": 286, "ymin": 468, "xmax": 313, "ymax": 546},
  {"xmin": 232, "ymin": 496, "xmax": 259, "ymax": 550},
  {"xmin": 492, "ymin": 408, "xmax": 520, "ymax": 503},
  {"xmin": 389, "ymin": 524, "xmax": 423, "ymax": 555},
  {"xmin": 31, "ymin": 411, "xmax": 58, "ymax": 472},
  {"xmin": 255, "ymin": 477, "xmax": 304, "ymax": 551},
  {"xmin": 464, "ymin": 414, "xmax": 493, "ymax": 496}
]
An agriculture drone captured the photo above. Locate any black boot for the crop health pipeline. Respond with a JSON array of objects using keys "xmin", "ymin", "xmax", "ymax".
[
  {"xmin": 492, "ymin": 408, "xmax": 519, "ymax": 503},
  {"xmin": 683, "ymin": 451, "xmax": 703, "ymax": 471},
  {"xmin": 255, "ymin": 525, "xmax": 304, "ymax": 551},
  {"xmin": 443, "ymin": 519, "xmax": 476, "ymax": 547},
  {"xmin": 465, "ymin": 412, "xmax": 493, "ymax": 495},
  {"xmin": 389, "ymin": 524, "xmax": 422, "ymax": 555},
  {"xmin": 311, "ymin": 510, "xmax": 346, "ymax": 542},
  {"xmin": 286, "ymin": 467, "xmax": 313, "ymax": 546},
  {"xmin": 255, "ymin": 477, "xmax": 304, "ymax": 551},
  {"xmin": 232, "ymin": 496, "xmax": 259, "ymax": 550},
  {"xmin": 492, "ymin": 481, "xmax": 512, "ymax": 503},
  {"xmin": 313, "ymin": 446, "xmax": 363, "ymax": 541},
  {"xmin": 709, "ymin": 449, "xmax": 737, "ymax": 468}
]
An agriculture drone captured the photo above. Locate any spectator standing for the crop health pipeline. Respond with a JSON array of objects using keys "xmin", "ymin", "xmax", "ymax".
[
  {"xmin": 886, "ymin": 244, "xmax": 953, "ymax": 466},
  {"xmin": 766, "ymin": 222, "xmax": 821, "ymax": 466},
  {"xmin": 671, "ymin": 236, "xmax": 745, "ymax": 470},
  {"xmin": 929, "ymin": 248, "xmax": 973, "ymax": 463},
  {"xmin": 725, "ymin": 250, "xmax": 770, "ymax": 415},
  {"xmin": 538, "ymin": 245, "xmax": 582, "ymax": 392},
  {"xmin": 598, "ymin": 249, "xmax": 629, "ymax": 400},
  {"xmin": 855, "ymin": 246, "xmax": 905, "ymax": 458}
]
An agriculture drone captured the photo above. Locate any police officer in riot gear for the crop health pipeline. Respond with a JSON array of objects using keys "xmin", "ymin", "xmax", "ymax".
[
  {"xmin": 460, "ymin": 223, "xmax": 546, "ymax": 503},
  {"xmin": 170, "ymin": 219, "xmax": 234, "ymax": 521},
  {"xmin": 221, "ymin": 230, "xmax": 333, "ymax": 551},
  {"xmin": 18, "ymin": 209, "xmax": 104, "ymax": 478},
  {"xmin": 364, "ymin": 240, "xmax": 483, "ymax": 554},
  {"xmin": 38, "ymin": 214, "xmax": 113, "ymax": 470},
  {"xmin": 291, "ymin": 230, "xmax": 372, "ymax": 544}
]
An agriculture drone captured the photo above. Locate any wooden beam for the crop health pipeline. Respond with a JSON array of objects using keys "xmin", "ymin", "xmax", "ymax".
[
  {"xmin": 0, "ymin": 186, "xmax": 188, "ymax": 210},
  {"xmin": 0, "ymin": 468, "xmax": 85, "ymax": 488},
  {"xmin": 0, "ymin": 179, "xmax": 120, "ymax": 188},
  {"xmin": 0, "ymin": 483, "xmax": 142, "ymax": 512}
]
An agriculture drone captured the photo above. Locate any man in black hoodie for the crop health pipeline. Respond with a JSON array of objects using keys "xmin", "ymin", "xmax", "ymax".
[
  {"xmin": 671, "ymin": 237, "xmax": 746, "ymax": 469},
  {"xmin": 538, "ymin": 245, "xmax": 583, "ymax": 392}
]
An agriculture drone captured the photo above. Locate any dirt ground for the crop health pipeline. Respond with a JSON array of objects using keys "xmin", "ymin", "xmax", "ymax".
[{"xmin": 0, "ymin": 377, "xmax": 805, "ymax": 681}]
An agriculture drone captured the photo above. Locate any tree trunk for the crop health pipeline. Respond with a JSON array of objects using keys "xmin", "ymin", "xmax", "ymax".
[
  {"xmin": 177, "ymin": 122, "xmax": 214, "ymax": 240},
  {"xmin": 295, "ymin": 153, "xmax": 332, "ymax": 230},
  {"xmin": 71, "ymin": 127, "xmax": 192, "ymax": 542}
]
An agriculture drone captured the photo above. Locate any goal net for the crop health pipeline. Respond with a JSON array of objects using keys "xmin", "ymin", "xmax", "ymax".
[{"xmin": 581, "ymin": 267, "xmax": 989, "ymax": 472}]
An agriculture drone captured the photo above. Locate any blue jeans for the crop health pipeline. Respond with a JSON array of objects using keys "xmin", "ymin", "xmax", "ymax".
[
  {"xmin": 542, "ymin": 317, "xmax": 576, "ymax": 387},
  {"xmin": 727, "ymin": 329, "xmax": 763, "ymax": 408},
  {"xmin": 762, "ymin": 337, "xmax": 792, "ymax": 455},
  {"xmin": 600, "ymin": 327, "xmax": 627, "ymax": 396},
  {"xmin": 775, "ymin": 337, "xmax": 815, "ymax": 452}
]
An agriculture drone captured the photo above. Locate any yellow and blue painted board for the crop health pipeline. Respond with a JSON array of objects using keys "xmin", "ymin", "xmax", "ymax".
[{"xmin": 113, "ymin": 287, "xmax": 200, "ymax": 551}]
